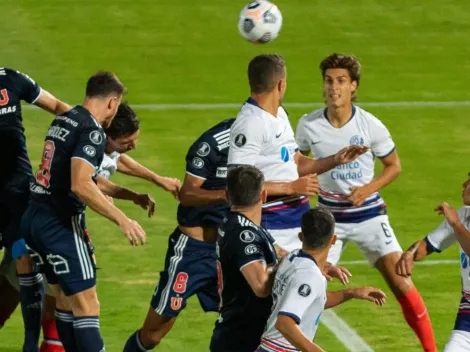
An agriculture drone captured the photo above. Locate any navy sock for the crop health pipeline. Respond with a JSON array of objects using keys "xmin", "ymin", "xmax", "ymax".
[
  {"xmin": 123, "ymin": 329, "xmax": 155, "ymax": 351},
  {"xmin": 55, "ymin": 309, "xmax": 78, "ymax": 352},
  {"xmin": 18, "ymin": 273, "xmax": 44, "ymax": 352},
  {"xmin": 73, "ymin": 316, "xmax": 105, "ymax": 352}
]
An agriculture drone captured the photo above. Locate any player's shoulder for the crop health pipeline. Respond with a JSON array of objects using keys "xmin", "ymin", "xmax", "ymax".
[
  {"xmin": 224, "ymin": 212, "xmax": 264, "ymax": 239},
  {"xmin": 456, "ymin": 206, "xmax": 470, "ymax": 220},
  {"xmin": 298, "ymin": 108, "xmax": 327, "ymax": 126},
  {"xmin": 0, "ymin": 68, "xmax": 33, "ymax": 87},
  {"xmin": 237, "ymin": 101, "xmax": 268, "ymax": 123},
  {"xmin": 68, "ymin": 106, "xmax": 103, "ymax": 130},
  {"xmin": 200, "ymin": 118, "xmax": 235, "ymax": 144},
  {"xmin": 354, "ymin": 106, "xmax": 384, "ymax": 125}
]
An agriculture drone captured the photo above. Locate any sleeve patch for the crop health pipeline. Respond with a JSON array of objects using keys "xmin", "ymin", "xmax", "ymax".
[
  {"xmin": 89, "ymin": 130, "xmax": 103, "ymax": 145},
  {"xmin": 192, "ymin": 157, "xmax": 205, "ymax": 169},
  {"xmin": 244, "ymin": 244, "xmax": 259, "ymax": 255},
  {"xmin": 239, "ymin": 230, "xmax": 256, "ymax": 243},
  {"xmin": 196, "ymin": 142, "xmax": 211, "ymax": 157},
  {"xmin": 234, "ymin": 134, "xmax": 247, "ymax": 147},
  {"xmin": 83, "ymin": 145, "xmax": 96, "ymax": 157},
  {"xmin": 298, "ymin": 284, "xmax": 311, "ymax": 297}
]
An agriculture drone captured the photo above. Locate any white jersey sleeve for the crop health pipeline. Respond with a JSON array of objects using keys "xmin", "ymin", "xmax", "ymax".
[
  {"xmin": 295, "ymin": 115, "xmax": 311, "ymax": 152},
  {"xmin": 426, "ymin": 207, "xmax": 468, "ymax": 252},
  {"xmin": 368, "ymin": 115, "xmax": 395, "ymax": 158},
  {"xmin": 228, "ymin": 115, "xmax": 267, "ymax": 166},
  {"xmin": 277, "ymin": 267, "xmax": 322, "ymax": 323}
]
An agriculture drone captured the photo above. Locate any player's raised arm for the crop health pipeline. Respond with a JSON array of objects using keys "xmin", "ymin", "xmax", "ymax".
[
  {"xmin": 435, "ymin": 202, "xmax": 470, "ymax": 256},
  {"xmin": 96, "ymin": 175, "xmax": 155, "ymax": 217},
  {"xmin": 33, "ymin": 89, "xmax": 71, "ymax": 115},
  {"xmin": 117, "ymin": 153, "xmax": 181, "ymax": 199},
  {"xmin": 325, "ymin": 287, "xmax": 386, "ymax": 309}
]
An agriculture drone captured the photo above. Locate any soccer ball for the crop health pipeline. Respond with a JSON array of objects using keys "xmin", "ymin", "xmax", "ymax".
[{"xmin": 238, "ymin": 1, "xmax": 283, "ymax": 44}]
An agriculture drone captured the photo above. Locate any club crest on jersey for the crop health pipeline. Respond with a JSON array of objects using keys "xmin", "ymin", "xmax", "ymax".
[
  {"xmin": 244, "ymin": 244, "xmax": 259, "ymax": 255},
  {"xmin": 83, "ymin": 145, "xmax": 96, "ymax": 157},
  {"xmin": 349, "ymin": 135, "xmax": 364, "ymax": 146},
  {"xmin": 298, "ymin": 284, "xmax": 311, "ymax": 297},
  {"xmin": 240, "ymin": 230, "xmax": 255, "ymax": 243},
  {"xmin": 192, "ymin": 157, "xmax": 204, "ymax": 169},
  {"xmin": 197, "ymin": 142, "xmax": 211, "ymax": 157},
  {"xmin": 89, "ymin": 130, "xmax": 103, "ymax": 145},
  {"xmin": 234, "ymin": 134, "xmax": 246, "ymax": 147}
]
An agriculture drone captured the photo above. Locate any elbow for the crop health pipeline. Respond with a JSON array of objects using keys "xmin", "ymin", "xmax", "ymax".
[
  {"xmin": 178, "ymin": 191, "xmax": 193, "ymax": 207},
  {"xmin": 71, "ymin": 180, "xmax": 87, "ymax": 198},
  {"xmin": 253, "ymin": 284, "xmax": 270, "ymax": 298}
]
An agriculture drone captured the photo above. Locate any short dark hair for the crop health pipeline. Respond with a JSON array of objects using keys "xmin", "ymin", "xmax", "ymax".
[
  {"xmin": 105, "ymin": 102, "xmax": 139, "ymax": 139},
  {"xmin": 301, "ymin": 208, "xmax": 335, "ymax": 249},
  {"xmin": 248, "ymin": 54, "xmax": 285, "ymax": 94},
  {"xmin": 320, "ymin": 53, "xmax": 361, "ymax": 100},
  {"xmin": 227, "ymin": 165, "xmax": 264, "ymax": 207},
  {"xmin": 85, "ymin": 70, "xmax": 127, "ymax": 98}
]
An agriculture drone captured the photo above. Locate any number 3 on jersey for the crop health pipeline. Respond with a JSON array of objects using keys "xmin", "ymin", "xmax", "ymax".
[{"xmin": 36, "ymin": 141, "xmax": 56, "ymax": 188}]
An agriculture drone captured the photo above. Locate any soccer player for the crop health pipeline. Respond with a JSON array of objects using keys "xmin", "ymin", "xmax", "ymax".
[
  {"xmin": 210, "ymin": 165, "xmax": 279, "ymax": 352},
  {"xmin": 0, "ymin": 67, "xmax": 70, "ymax": 351},
  {"xmin": 21, "ymin": 71, "xmax": 145, "ymax": 352},
  {"xmin": 295, "ymin": 53, "xmax": 436, "ymax": 351},
  {"xmin": 396, "ymin": 173, "xmax": 470, "ymax": 352},
  {"xmin": 123, "ymin": 118, "xmax": 235, "ymax": 351},
  {"xmin": 258, "ymin": 208, "xmax": 386, "ymax": 352},
  {"xmin": 98, "ymin": 102, "xmax": 181, "ymax": 198},
  {"xmin": 228, "ymin": 54, "xmax": 368, "ymax": 254}
]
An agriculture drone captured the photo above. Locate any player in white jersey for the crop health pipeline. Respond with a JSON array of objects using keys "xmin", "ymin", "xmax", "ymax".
[
  {"xmin": 296, "ymin": 53, "xmax": 436, "ymax": 351},
  {"xmin": 258, "ymin": 208, "xmax": 386, "ymax": 352},
  {"xmin": 228, "ymin": 54, "xmax": 367, "ymax": 261},
  {"xmin": 396, "ymin": 173, "xmax": 470, "ymax": 352}
]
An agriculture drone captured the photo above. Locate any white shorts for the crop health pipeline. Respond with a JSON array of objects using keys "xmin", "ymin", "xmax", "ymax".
[
  {"xmin": 327, "ymin": 215, "xmax": 402, "ymax": 266},
  {"xmin": 444, "ymin": 330, "xmax": 470, "ymax": 352},
  {"xmin": 268, "ymin": 228, "xmax": 302, "ymax": 252}
]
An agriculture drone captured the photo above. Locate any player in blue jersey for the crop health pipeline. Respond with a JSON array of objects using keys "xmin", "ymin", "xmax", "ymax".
[
  {"xmin": 21, "ymin": 71, "xmax": 146, "ymax": 352},
  {"xmin": 123, "ymin": 118, "xmax": 234, "ymax": 351},
  {"xmin": 210, "ymin": 165, "xmax": 279, "ymax": 352},
  {"xmin": 0, "ymin": 67, "xmax": 70, "ymax": 352}
]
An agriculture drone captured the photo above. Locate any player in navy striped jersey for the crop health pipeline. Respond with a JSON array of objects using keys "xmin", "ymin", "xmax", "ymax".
[
  {"xmin": 124, "ymin": 118, "xmax": 234, "ymax": 351},
  {"xmin": 0, "ymin": 67, "xmax": 70, "ymax": 352},
  {"xmin": 396, "ymin": 173, "xmax": 470, "ymax": 352}
]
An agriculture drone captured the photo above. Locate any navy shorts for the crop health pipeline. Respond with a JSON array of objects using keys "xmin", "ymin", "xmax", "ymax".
[
  {"xmin": 21, "ymin": 202, "xmax": 95, "ymax": 296},
  {"xmin": 151, "ymin": 228, "xmax": 219, "ymax": 318},
  {"xmin": 0, "ymin": 173, "xmax": 32, "ymax": 257}
]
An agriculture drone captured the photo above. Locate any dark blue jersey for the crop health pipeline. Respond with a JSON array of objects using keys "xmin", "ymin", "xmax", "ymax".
[
  {"xmin": 211, "ymin": 211, "xmax": 278, "ymax": 352},
  {"xmin": 30, "ymin": 106, "xmax": 106, "ymax": 220},
  {"xmin": 0, "ymin": 68, "xmax": 41, "ymax": 180},
  {"xmin": 177, "ymin": 118, "xmax": 234, "ymax": 228}
]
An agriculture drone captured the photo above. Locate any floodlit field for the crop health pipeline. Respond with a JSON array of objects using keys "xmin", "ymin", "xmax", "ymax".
[{"xmin": 2, "ymin": 0, "xmax": 470, "ymax": 351}]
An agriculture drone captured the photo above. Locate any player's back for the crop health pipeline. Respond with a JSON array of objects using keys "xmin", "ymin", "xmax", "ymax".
[
  {"xmin": 211, "ymin": 210, "xmax": 277, "ymax": 352},
  {"xmin": 30, "ymin": 106, "xmax": 106, "ymax": 220},
  {"xmin": 0, "ymin": 68, "xmax": 42, "ymax": 182},
  {"xmin": 260, "ymin": 250, "xmax": 326, "ymax": 351},
  {"xmin": 177, "ymin": 118, "xmax": 235, "ymax": 229}
]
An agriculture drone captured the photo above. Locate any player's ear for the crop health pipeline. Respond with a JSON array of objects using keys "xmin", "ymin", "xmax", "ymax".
[
  {"xmin": 330, "ymin": 234, "xmax": 337, "ymax": 246},
  {"xmin": 261, "ymin": 188, "xmax": 268, "ymax": 203},
  {"xmin": 350, "ymin": 80, "xmax": 358, "ymax": 94},
  {"xmin": 298, "ymin": 231, "xmax": 304, "ymax": 242}
]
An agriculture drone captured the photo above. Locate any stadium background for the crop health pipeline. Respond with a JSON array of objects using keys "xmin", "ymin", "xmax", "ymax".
[{"xmin": 2, "ymin": 0, "xmax": 470, "ymax": 350}]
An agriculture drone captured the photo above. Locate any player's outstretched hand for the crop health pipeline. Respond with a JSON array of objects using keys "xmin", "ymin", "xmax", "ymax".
[
  {"xmin": 334, "ymin": 145, "xmax": 369, "ymax": 165},
  {"xmin": 352, "ymin": 287, "xmax": 386, "ymax": 306},
  {"xmin": 323, "ymin": 264, "xmax": 352, "ymax": 285},
  {"xmin": 291, "ymin": 174, "xmax": 319, "ymax": 197},
  {"xmin": 133, "ymin": 193, "xmax": 156, "ymax": 217},
  {"xmin": 158, "ymin": 177, "xmax": 182, "ymax": 200},
  {"xmin": 396, "ymin": 251, "xmax": 415, "ymax": 277},
  {"xmin": 435, "ymin": 202, "xmax": 460, "ymax": 226},
  {"xmin": 119, "ymin": 218, "xmax": 146, "ymax": 246}
]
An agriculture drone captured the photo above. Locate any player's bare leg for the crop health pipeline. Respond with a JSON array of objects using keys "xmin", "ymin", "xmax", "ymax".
[
  {"xmin": 124, "ymin": 308, "xmax": 177, "ymax": 351},
  {"xmin": 376, "ymin": 251, "xmax": 436, "ymax": 352},
  {"xmin": 0, "ymin": 274, "xmax": 20, "ymax": 327},
  {"xmin": 17, "ymin": 252, "xmax": 45, "ymax": 352}
]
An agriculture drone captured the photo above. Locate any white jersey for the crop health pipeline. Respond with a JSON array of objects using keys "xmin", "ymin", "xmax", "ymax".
[
  {"xmin": 296, "ymin": 106, "xmax": 395, "ymax": 223},
  {"xmin": 97, "ymin": 152, "xmax": 120, "ymax": 179},
  {"xmin": 426, "ymin": 206, "xmax": 470, "ymax": 326},
  {"xmin": 260, "ymin": 250, "xmax": 327, "ymax": 351},
  {"xmin": 229, "ymin": 99, "xmax": 310, "ymax": 231}
]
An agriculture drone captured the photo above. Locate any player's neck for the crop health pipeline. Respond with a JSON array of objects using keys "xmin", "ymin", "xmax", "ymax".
[
  {"xmin": 232, "ymin": 206, "xmax": 262, "ymax": 226},
  {"xmin": 82, "ymin": 99, "xmax": 107, "ymax": 125},
  {"xmin": 326, "ymin": 103, "xmax": 354, "ymax": 128},
  {"xmin": 301, "ymin": 248, "xmax": 328, "ymax": 270},
  {"xmin": 250, "ymin": 93, "xmax": 279, "ymax": 117}
]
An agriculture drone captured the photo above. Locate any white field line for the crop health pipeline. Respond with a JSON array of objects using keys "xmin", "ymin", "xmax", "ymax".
[
  {"xmin": 21, "ymin": 101, "xmax": 470, "ymax": 111},
  {"xmin": 340, "ymin": 259, "xmax": 458, "ymax": 265},
  {"xmin": 320, "ymin": 310, "xmax": 375, "ymax": 352}
]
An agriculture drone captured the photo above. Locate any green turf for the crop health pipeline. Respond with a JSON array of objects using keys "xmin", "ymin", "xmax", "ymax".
[{"xmin": 2, "ymin": 0, "xmax": 470, "ymax": 351}]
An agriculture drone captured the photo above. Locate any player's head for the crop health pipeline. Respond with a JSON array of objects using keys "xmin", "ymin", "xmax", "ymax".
[
  {"xmin": 462, "ymin": 173, "xmax": 470, "ymax": 205},
  {"xmin": 320, "ymin": 53, "xmax": 361, "ymax": 108},
  {"xmin": 85, "ymin": 71, "xmax": 127, "ymax": 128},
  {"xmin": 226, "ymin": 165, "xmax": 267, "ymax": 208},
  {"xmin": 299, "ymin": 208, "xmax": 336, "ymax": 251},
  {"xmin": 104, "ymin": 102, "xmax": 140, "ymax": 154},
  {"xmin": 248, "ymin": 54, "xmax": 286, "ymax": 104}
]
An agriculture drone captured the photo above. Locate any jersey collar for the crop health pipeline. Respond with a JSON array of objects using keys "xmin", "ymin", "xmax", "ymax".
[
  {"xmin": 297, "ymin": 250, "xmax": 318, "ymax": 266},
  {"xmin": 323, "ymin": 105, "xmax": 357, "ymax": 128},
  {"xmin": 245, "ymin": 97, "xmax": 280, "ymax": 119}
]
